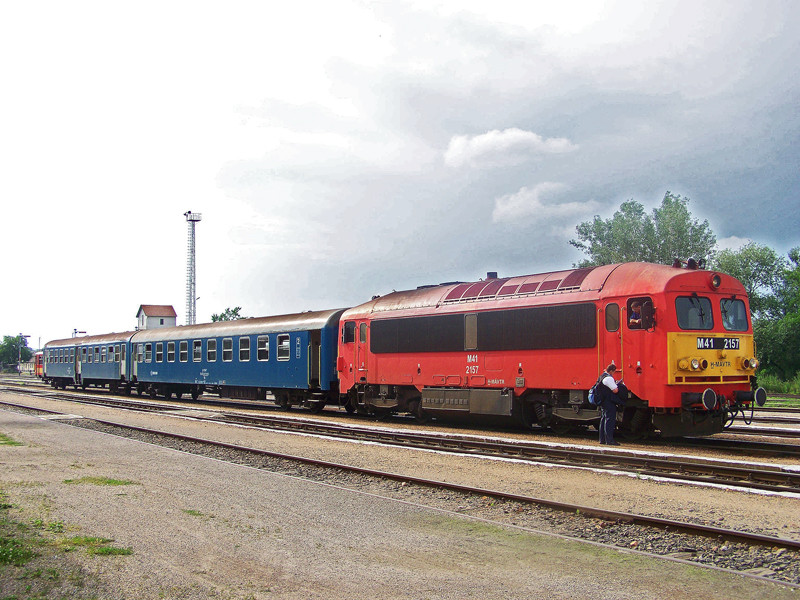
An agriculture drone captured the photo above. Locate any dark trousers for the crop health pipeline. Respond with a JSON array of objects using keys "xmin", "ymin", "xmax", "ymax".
[{"xmin": 599, "ymin": 401, "xmax": 618, "ymax": 444}]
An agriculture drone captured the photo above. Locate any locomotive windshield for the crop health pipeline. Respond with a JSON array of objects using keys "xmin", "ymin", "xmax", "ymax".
[
  {"xmin": 720, "ymin": 298, "xmax": 748, "ymax": 331},
  {"xmin": 675, "ymin": 295, "xmax": 714, "ymax": 330}
]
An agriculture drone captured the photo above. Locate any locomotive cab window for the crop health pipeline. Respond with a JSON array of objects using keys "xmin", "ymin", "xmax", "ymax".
[
  {"xmin": 627, "ymin": 297, "xmax": 651, "ymax": 329},
  {"xmin": 721, "ymin": 298, "xmax": 748, "ymax": 331},
  {"xmin": 342, "ymin": 321, "xmax": 356, "ymax": 344},
  {"xmin": 676, "ymin": 296, "xmax": 714, "ymax": 330},
  {"xmin": 359, "ymin": 323, "xmax": 367, "ymax": 344}
]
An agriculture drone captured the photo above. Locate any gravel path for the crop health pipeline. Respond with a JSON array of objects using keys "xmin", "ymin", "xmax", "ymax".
[{"xmin": 0, "ymin": 393, "xmax": 798, "ymax": 599}]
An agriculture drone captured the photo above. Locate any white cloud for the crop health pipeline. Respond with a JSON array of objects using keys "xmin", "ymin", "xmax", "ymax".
[
  {"xmin": 444, "ymin": 128, "xmax": 578, "ymax": 168},
  {"xmin": 717, "ymin": 236, "xmax": 752, "ymax": 251},
  {"xmin": 492, "ymin": 182, "xmax": 600, "ymax": 224}
]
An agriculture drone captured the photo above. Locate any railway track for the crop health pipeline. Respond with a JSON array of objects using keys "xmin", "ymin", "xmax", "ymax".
[
  {"xmin": 3, "ymin": 388, "xmax": 800, "ymax": 496},
  {"xmin": 1, "ymin": 396, "xmax": 799, "ymax": 587}
]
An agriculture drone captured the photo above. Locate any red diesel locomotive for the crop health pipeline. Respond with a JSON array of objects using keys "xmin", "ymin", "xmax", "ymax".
[{"xmin": 337, "ymin": 261, "xmax": 765, "ymax": 437}]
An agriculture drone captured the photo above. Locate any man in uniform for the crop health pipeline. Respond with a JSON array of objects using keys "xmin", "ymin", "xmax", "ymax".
[{"xmin": 598, "ymin": 364, "xmax": 626, "ymax": 445}]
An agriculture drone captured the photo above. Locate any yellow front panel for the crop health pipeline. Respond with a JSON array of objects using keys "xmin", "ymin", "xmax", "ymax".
[{"xmin": 667, "ymin": 332, "xmax": 755, "ymax": 385}]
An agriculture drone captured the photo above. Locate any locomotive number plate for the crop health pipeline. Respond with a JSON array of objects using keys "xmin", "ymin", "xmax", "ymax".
[{"xmin": 696, "ymin": 337, "xmax": 739, "ymax": 350}]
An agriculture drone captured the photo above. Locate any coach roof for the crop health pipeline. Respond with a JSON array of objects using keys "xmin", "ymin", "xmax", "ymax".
[{"xmin": 131, "ymin": 308, "xmax": 347, "ymax": 342}]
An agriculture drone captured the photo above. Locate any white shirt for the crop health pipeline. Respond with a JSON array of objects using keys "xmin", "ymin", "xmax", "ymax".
[{"xmin": 602, "ymin": 374, "xmax": 618, "ymax": 392}]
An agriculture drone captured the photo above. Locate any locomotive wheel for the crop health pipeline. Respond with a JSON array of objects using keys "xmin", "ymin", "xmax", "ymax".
[
  {"xmin": 344, "ymin": 401, "xmax": 356, "ymax": 414},
  {"xmin": 621, "ymin": 407, "xmax": 651, "ymax": 441}
]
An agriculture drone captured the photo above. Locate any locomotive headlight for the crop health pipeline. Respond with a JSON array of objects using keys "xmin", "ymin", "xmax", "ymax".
[
  {"xmin": 740, "ymin": 357, "xmax": 759, "ymax": 370},
  {"xmin": 710, "ymin": 273, "xmax": 722, "ymax": 289},
  {"xmin": 691, "ymin": 358, "xmax": 700, "ymax": 370},
  {"xmin": 678, "ymin": 358, "xmax": 689, "ymax": 370}
]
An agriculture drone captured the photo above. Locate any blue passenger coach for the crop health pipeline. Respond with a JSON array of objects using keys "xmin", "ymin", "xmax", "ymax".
[
  {"xmin": 44, "ymin": 332, "xmax": 136, "ymax": 391},
  {"xmin": 130, "ymin": 309, "xmax": 346, "ymax": 409}
]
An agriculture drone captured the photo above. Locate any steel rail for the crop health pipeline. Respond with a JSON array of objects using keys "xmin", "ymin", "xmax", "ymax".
[{"xmin": 3, "ymin": 393, "xmax": 800, "ymax": 496}]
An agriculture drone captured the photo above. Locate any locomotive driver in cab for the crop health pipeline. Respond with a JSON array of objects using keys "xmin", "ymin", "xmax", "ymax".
[{"xmin": 598, "ymin": 364, "xmax": 627, "ymax": 446}]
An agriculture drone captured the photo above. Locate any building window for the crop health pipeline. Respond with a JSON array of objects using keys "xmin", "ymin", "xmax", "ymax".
[
  {"xmin": 193, "ymin": 340, "xmax": 202, "ymax": 362},
  {"xmin": 207, "ymin": 339, "xmax": 217, "ymax": 362},
  {"xmin": 160, "ymin": 318, "xmax": 164, "ymax": 325},
  {"xmin": 257, "ymin": 336, "xmax": 269, "ymax": 361},
  {"xmin": 277, "ymin": 334, "xmax": 290, "ymax": 361},
  {"xmin": 222, "ymin": 338, "xmax": 233, "ymax": 362},
  {"xmin": 167, "ymin": 342, "xmax": 175, "ymax": 362},
  {"xmin": 156, "ymin": 343, "xmax": 163, "ymax": 363}
]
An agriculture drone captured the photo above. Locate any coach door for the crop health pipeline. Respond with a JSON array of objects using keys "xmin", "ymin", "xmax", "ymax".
[{"xmin": 355, "ymin": 322, "xmax": 369, "ymax": 382}]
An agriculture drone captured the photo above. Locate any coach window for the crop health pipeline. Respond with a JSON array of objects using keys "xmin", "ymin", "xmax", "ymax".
[
  {"xmin": 342, "ymin": 321, "xmax": 356, "ymax": 344},
  {"xmin": 137, "ymin": 344, "xmax": 144, "ymax": 363},
  {"xmin": 257, "ymin": 336, "xmax": 269, "ymax": 361},
  {"xmin": 108, "ymin": 346, "xmax": 114, "ymax": 362},
  {"xmin": 465, "ymin": 314, "xmax": 478, "ymax": 351},
  {"xmin": 101, "ymin": 346, "xmax": 107, "ymax": 363},
  {"xmin": 605, "ymin": 303, "xmax": 620, "ymax": 332},
  {"xmin": 238, "ymin": 337, "xmax": 250, "ymax": 362},
  {"xmin": 167, "ymin": 342, "xmax": 175, "ymax": 362},
  {"xmin": 156, "ymin": 343, "xmax": 163, "ymax": 363},
  {"xmin": 193, "ymin": 340, "xmax": 202, "ymax": 362},
  {"xmin": 676, "ymin": 296, "xmax": 714, "ymax": 330},
  {"xmin": 721, "ymin": 298, "xmax": 748, "ymax": 332},
  {"xmin": 277, "ymin": 334, "xmax": 290, "ymax": 361},
  {"xmin": 70, "ymin": 348, "xmax": 75, "ymax": 363},
  {"xmin": 207, "ymin": 339, "xmax": 217, "ymax": 362},
  {"xmin": 179, "ymin": 341, "xmax": 188, "ymax": 362},
  {"xmin": 95, "ymin": 346, "xmax": 101, "ymax": 363},
  {"xmin": 87, "ymin": 347, "xmax": 92, "ymax": 363},
  {"xmin": 222, "ymin": 338, "xmax": 233, "ymax": 362},
  {"xmin": 145, "ymin": 343, "xmax": 153, "ymax": 363}
]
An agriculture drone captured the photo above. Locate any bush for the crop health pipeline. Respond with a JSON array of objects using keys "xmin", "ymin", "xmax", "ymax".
[{"xmin": 758, "ymin": 372, "xmax": 800, "ymax": 395}]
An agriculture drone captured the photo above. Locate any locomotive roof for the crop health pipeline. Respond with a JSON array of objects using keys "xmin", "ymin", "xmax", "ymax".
[
  {"xmin": 342, "ymin": 262, "xmax": 747, "ymax": 318},
  {"xmin": 130, "ymin": 308, "xmax": 347, "ymax": 342},
  {"xmin": 45, "ymin": 331, "xmax": 138, "ymax": 348}
]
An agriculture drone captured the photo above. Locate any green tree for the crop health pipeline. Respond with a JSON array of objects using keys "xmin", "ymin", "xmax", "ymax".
[
  {"xmin": 570, "ymin": 192, "xmax": 716, "ymax": 267},
  {"xmin": 0, "ymin": 335, "xmax": 33, "ymax": 365},
  {"xmin": 713, "ymin": 242, "xmax": 787, "ymax": 319},
  {"xmin": 211, "ymin": 307, "xmax": 247, "ymax": 322}
]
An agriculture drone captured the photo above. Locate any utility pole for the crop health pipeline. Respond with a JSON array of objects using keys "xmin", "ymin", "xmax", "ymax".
[
  {"xmin": 17, "ymin": 333, "xmax": 29, "ymax": 375},
  {"xmin": 184, "ymin": 211, "xmax": 202, "ymax": 325}
]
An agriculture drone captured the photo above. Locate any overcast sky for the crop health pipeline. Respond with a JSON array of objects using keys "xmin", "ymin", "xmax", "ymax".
[{"xmin": 2, "ymin": 0, "xmax": 798, "ymax": 349}]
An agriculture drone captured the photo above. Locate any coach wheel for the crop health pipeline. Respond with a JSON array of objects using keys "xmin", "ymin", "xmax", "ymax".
[
  {"xmin": 276, "ymin": 393, "xmax": 290, "ymax": 410},
  {"xmin": 81, "ymin": 380, "xmax": 88, "ymax": 390},
  {"xmin": 149, "ymin": 387, "xmax": 158, "ymax": 399},
  {"xmin": 191, "ymin": 388, "xmax": 200, "ymax": 401},
  {"xmin": 308, "ymin": 401, "xmax": 325, "ymax": 414}
]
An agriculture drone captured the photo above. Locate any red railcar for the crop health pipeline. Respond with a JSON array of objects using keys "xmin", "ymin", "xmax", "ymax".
[
  {"xmin": 337, "ymin": 262, "xmax": 764, "ymax": 437},
  {"xmin": 34, "ymin": 352, "xmax": 44, "ymax": 378}
]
